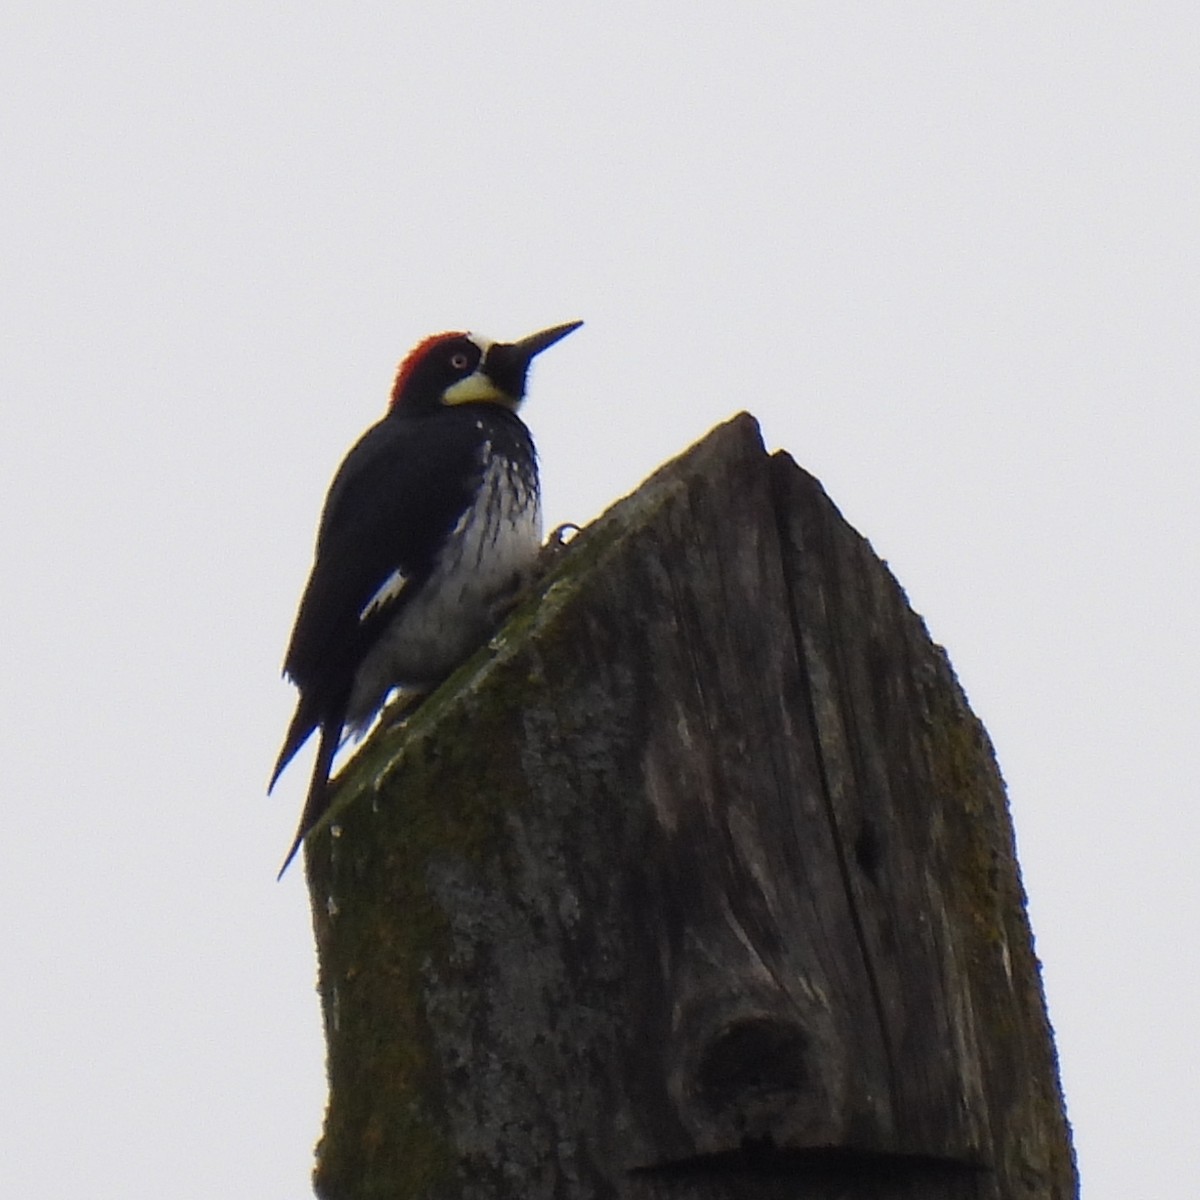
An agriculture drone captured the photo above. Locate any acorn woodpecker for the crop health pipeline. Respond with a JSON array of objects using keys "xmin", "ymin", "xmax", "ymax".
[{"xmin": 271, "ymin": 320, "xmax": 582, "ymax": 875}]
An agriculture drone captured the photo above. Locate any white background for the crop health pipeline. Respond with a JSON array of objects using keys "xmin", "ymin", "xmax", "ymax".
[{"xmin": 3, "ymin": 5, "xmax": 1196, "ymax": 1197}]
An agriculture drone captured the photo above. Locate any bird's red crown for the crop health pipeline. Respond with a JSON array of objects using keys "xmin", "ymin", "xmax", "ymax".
[{"xmin": 389, "ymin": 332, "xmax": 468, "ymax": 409}]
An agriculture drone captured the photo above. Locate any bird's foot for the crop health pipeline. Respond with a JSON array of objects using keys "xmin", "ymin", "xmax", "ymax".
[
  {"xmin": 520, "ymin": 522, "xmax": 581, "ymax": 596},
  {"xmin": 492, "ymin": 522, "xmax": 583, "ymax": 627},
  {"xmin": 539, "ymin": 521, "xmax": 581, "ymax": 566}
]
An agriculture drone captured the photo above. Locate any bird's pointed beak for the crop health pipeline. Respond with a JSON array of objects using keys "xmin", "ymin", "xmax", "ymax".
[
  {"xmin": 511, "ymin": 320, "xmax": 584, "ymax": 361},
  {"xmin": 476, "ymin": 320, "xmax": 583, "ymax": 406}
]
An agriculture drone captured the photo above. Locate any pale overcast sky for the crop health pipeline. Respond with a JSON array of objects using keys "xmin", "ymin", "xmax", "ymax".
[{"xmin": 2, "ymin": 5, "xmax": 1196, "ymax": 1197}]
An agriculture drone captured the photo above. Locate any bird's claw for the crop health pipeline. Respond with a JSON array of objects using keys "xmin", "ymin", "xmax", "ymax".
[{"xmin": 540, "ymin": 521, "xmax": 580, "ymax": 564}]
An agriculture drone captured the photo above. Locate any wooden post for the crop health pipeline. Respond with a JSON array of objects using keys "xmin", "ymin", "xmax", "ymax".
[{"xmin": 304, "ymin": 414, "xmax": 1076, "ymax": 1200}]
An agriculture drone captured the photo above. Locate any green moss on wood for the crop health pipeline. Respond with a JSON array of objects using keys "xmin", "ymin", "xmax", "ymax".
[
  {"xmin": 307, "ymin": 664, "xmax": 539, "ymax": 1197},
  {"xmin": 921, "ymin": 650, "xmax": 1075, "ymax": 1191}
]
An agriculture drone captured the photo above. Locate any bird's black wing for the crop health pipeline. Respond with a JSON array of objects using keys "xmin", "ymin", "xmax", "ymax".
[
  {"xmin": 284, "ymin": 411, "xmax": 488, "ymax": 693},
  {"xmin": 269, "ymin": 411, "xmax": 489, "ymax": 792}
]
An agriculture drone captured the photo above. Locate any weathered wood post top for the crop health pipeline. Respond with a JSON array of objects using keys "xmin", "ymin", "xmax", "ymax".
[{"xmin": 305, "ymin": 413, "xmax": 1076, "ymax": 1199}]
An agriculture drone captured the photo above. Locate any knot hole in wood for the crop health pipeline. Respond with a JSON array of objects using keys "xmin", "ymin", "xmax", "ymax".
[{"xmin": 692, "ymin": 1016, "xmax": 810, "ymax": 1136}]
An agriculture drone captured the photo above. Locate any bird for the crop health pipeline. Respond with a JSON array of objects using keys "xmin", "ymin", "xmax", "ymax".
[{"xmin": 270, "ymin": 320, "xmax": 583, "ymax": 876}]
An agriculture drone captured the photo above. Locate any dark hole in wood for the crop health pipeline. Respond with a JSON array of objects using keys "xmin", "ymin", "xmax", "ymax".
[
  {"xmin": 695, "ymin": 1018, "xmax": 808, "ymax": 1112},
  {"xmin": 854, "ymin": 818, "xmax": 882, "ymax": 877}
]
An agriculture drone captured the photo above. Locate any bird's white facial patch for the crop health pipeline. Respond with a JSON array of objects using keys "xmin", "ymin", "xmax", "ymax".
[
  {"xmin": 442, "ymin": 333, "xmax": 507, "ymax": 407},
  {"xmin": 360, "ymin": 567, "xmax": 409, "ymax": 623},
  {"xmin": 442, "ymin": 371, "xmax": 505, "ymax": 406}
]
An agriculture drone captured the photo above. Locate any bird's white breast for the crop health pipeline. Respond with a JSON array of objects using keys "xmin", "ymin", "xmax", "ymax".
[{"xmin": 345, "ymin": 450, "xmax": 542, "ymax": 733}]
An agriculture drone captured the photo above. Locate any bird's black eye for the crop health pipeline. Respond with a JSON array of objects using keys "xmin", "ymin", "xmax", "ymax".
[{"xmin": 449, "ymin": 351, "xmax": 470, "ymax": 371}]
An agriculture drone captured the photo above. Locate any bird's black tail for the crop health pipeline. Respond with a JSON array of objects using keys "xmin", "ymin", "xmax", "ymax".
[
  {"xmin": 269, "ymin": 690, "xmax": 324, "ymax": 794},
  {"xmin": 276, "ymin": 720, "xmax": 340, "ymax": 879}
]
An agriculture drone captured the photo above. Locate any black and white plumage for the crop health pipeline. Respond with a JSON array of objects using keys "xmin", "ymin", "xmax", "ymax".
[{"xmin": 271, "ymin": 321, "xmax": 582, "ymax": 875}]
